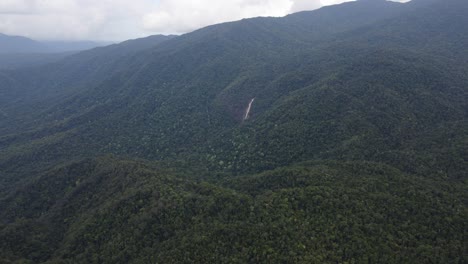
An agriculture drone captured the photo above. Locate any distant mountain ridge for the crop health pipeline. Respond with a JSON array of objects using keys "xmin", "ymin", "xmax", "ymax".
[
  {"xmin": 0, "ymin": 34, "xmax": 175, "ymax": 70},
  {"xmin": 0, "ymin": 33, "xmax": 49, "ymax": 53},
  {"xmin": 0, "ymin": 33, "xmax": 107, "ymax": 54},
  {"xmin": 0, "ymin": 33, "xmax": 114, "ymax": 70}
]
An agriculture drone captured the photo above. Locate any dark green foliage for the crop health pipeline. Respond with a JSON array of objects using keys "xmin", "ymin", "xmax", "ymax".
[
  {"xmin": 0, "ymin": 158, "xmax": 465, "ymax": 263},
  {"xmin": 0, "ymin": 0, "xmax": 467, "ymax": 262},
  {"xmin": 1, "ymin": 0, "xmax": 466, "ymax": 178}
]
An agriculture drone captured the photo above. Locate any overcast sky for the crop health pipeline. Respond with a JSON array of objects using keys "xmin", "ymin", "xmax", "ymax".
[{"xmin": 0, "ymin": 0, "xmax": 408, "ymax": 42}]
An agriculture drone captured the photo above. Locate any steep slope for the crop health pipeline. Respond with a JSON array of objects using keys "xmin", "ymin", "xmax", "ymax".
[
  {"xmin": 0, "ymin": 0, "xmax": 405, "ymax": 137},
  {"xmin": 0, "ymin": 35, "xmax": 175, "ymax": 133},
  {"xmin": 0, "ymin": 0, "xmax": 404, "ymax": 163},
  {"xmin": 0, "ymin": 34, "xmax": 175, "ymax": 104},
  {"xmin": 0, "ymin": 1, "xmax": 403, "ymax": 115},
  {"xmin": 1, "ymin": 0, "xmax": 466, "ymax": 180},
  {"xmin": 206, "ymin": 47, "xmax": 467, "ymax": 175},
  {"xmin": 340, "ymin": 0, "xmax": 468, "ymax": 61}
]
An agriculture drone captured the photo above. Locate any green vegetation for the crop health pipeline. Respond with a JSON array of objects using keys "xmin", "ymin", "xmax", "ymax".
[
  {"xmin": 0, "ymin": 157, "xmax": 465, "ymax": 263},
  {"xmin": 0, "ymin": 0, "xmax": 466, "ymax": 262}
]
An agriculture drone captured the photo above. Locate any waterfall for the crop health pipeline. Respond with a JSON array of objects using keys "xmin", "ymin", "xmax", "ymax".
[{"xmin": 243, "ymin": 98, "xmax": 255, "ymax": 121}]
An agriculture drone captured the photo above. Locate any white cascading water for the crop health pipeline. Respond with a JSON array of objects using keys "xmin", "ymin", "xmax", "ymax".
[{"xmin": 243, "ymin": 98, "xmax": 255, "ymax": 121}]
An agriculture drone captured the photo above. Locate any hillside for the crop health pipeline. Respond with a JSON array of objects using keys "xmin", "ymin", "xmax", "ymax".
[
  {"xmin": 0, "ymin": 34, "xmax": 175, "ymax": 134},
  {"xmin": 0, "ymin": 0, "xmax": 466, "ymax": 262},
  {"xmin": 0, "ymin": 157, "xmax": 465, "ymax": 263},
  {"xmin": 1, "ymin": 0, "xmax": 466, "ymax": 177},
  {"xmin": 0, "ymin": 52, "xmax": 76, "ymax": 70}
]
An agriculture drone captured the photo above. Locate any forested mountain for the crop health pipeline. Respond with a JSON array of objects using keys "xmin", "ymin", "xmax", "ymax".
[
  {"xmin": 0, "ymin": 0, "xmax": 466, "ymax": 263},
  {"xmin": 0, "ymin": 34, "xmax": 175, "ymax": 134},
  {"xmin": 0, "ymin": 52, "xmax": 76, "ymax": 70},
  {"xmin": 0, "ymin": 35, "xmax": 174, "ymax": 104},
  {"xmin": 0, "ymin": 157, "xmax": 465, "ymax": 263}
]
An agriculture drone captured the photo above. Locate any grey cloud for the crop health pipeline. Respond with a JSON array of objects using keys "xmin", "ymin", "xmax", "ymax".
[
  {"xmin": 291, "ymin": 0, "xmax": 323, "ymax": 12},
  {"xmin": 0, "ymin": 0, "xmax": 407, "ymax": 41}
]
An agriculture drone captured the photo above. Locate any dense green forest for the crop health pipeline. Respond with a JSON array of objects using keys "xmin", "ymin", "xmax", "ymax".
[
  {"xmin": 0, "ymin": 0, "xmax": 466, "ymax": 263},
  {"xmin": 0, "ymin": 157, "xmax": 465, "ymax": 263}
]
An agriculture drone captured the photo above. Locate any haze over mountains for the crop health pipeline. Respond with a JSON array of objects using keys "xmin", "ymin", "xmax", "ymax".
[
  {"xmin": 0, "ymin": 33, "xmax": 107, "ymax": 54},
  {"xmin": 0, "ymin": 0, "xmax": 466, "ymax": 263},
  {"xmin": 0, "ymin": 33, "xmax": 109, "ymax": 69}
]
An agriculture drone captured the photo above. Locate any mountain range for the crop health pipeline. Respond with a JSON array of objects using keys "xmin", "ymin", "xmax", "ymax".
[
  {"xmin": 0, "ymin": 33, "xmax": 107, "ymax": 54},
  {"xmin": 0, "ymin": 0, "xmax": 466, "ymax": 263},
  {"xmin": 0, "ymin": 33, "xmax": 110, "ymax": 70}
]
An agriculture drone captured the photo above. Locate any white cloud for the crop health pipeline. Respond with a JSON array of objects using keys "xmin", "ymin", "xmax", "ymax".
[
  {"xmin": 0, "ymin": 0, "xmax": 157, "ymax": 41},
  {"xmin": 0, "ymin": 0, "xmax": 407, "ymax": 41},
  {"xmin": 142, "ymin": 0, "xmax": 360, "ymax": 33},
  {"xmin": 290, "ymin": 0, "xmax": 357, "ymax": 13},
  {"xmin": 291, "ymin": 0, "xmax": 322, "ymax": 13},
  {"xmin": 143, "ymin": 0, "xmax": 295, "ymax": 34}
]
